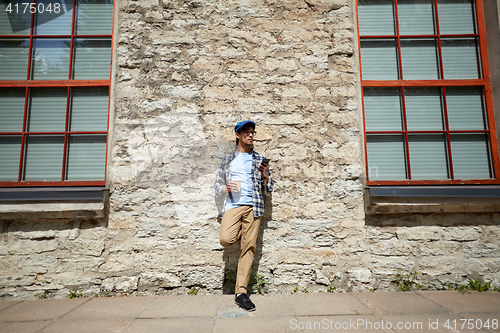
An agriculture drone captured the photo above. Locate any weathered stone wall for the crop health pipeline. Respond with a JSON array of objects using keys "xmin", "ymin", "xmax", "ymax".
[{"xmin": 1, "ymin": 0, "xmax": 499, "ymax": 299}]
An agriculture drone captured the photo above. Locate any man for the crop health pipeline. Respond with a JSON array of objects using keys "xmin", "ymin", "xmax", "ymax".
[{"xmin": 214, "ymin": 120, "xmax": 274, "ymax": 311}]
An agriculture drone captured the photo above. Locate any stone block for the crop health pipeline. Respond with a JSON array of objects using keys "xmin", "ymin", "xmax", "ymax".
[
  {"xmin": 9, "ymin": 239, "xmax": 58, "ymax": 255},
  {"xmin": 442, "ymin": 227, "xmax": 482, "ymax": 242},
  {"xmin": 273, "ymin": 264, "xmax": 316, "ymax": 286},
  {"xmin": 370, "ymin": 240, "xmax": 414, "ymax": 256},
  {"xmin": 139, "ymin": 272, "xmax": 182, "ymax": 289},
  {"xmin": 289, "ymin": 218, "xmax": 332, "ymax": 233},
  {"xmin": 456, "ymin": 258, "xmax": 488, "ymax": 273},
  {"xmin": 181, "ymin": 267, "xmax": 224, "ymax": 289},
  {"xmin": 347, "ymin": 267, "xmax": 372, "ymax": 284},
  {"xmin": 102, "ymin": 276, "xmax": 139, "ymax": 293},
  {"xmin": 396, "ymin": 227, "xmax": 441, "ymax": 241},
  {"xmin": 0, "ymin": 274, "xmax": 36, "ymax": 288}
]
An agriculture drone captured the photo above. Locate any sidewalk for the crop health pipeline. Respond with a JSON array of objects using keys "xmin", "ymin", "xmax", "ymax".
[{"xmin": 1, "ymin": 291, "xmax": 500, "ymax": 333}]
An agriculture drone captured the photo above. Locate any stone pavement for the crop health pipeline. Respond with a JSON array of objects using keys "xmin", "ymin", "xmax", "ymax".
[{"xmin": 1, "ymin": 291, "xmax": 500, "ymax": 333}]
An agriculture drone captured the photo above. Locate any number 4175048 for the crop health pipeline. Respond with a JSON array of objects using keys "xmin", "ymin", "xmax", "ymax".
[
  {"xmin": 5, "ymin": 2, "xmax": 61, "ymax": 14},
  {"xmin": 444, "ymin": 318, "xmax": 498, "ymax": 330}
]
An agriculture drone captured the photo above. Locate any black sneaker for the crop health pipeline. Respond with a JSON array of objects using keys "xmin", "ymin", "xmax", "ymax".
[{"xmin": 235, "ymin": 293, "xmax": 256, "ymax": 311}]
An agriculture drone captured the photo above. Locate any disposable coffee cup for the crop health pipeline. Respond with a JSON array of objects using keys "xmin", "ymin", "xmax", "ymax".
[{"xmin": 232, "ymin": 179, "xmax": 241, "ymax": 192}]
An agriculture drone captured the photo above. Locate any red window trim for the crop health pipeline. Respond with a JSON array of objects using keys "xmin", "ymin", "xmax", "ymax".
[
  {"xmin": 356, "ymin": 0, "xmax": 500, "ymax": 186},
  {"xmin": 0, "ymin": 0, "xmax": 115, "ymax": 188}
]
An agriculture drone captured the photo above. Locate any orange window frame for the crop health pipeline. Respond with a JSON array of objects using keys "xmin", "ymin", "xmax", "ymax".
[
  {"xmin": 0, "ymin": 0, "xmax": 115, "ymax": 187},
  {"xmin": 356, "ymin": 0, "xmax": 500, "ymax": 186}
]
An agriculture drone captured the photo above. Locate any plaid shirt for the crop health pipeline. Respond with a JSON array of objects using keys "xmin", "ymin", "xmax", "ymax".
[{"xmin": 214, "ymin": 150, "xmax": 273, "ymax": 217}]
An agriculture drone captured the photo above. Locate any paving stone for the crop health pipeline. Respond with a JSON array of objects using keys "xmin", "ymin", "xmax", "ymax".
[
  {"xmin": 124, "ymin": 318, "xmax": 214, "ymax": 333},
  {"xmin": 138, "ymin": 295, "xmax": 220, "ymax": 318},
  {"xmin": 214, "ymin": 316, "xmax": 297, "ymax": 333},
  {"xmin": 417, "ymin": 291, "xmax": 500, "ymax": 314},
  {"xmin": 353, "ymin": 292, "xmax": 449, "ymax": 315},
  {"xmin": 0, "ymin": 299, "xmax": 88, "ymax": 322},
  {"xmin": 61, "ymin": 296, "xmax": 155, "ymax": 320},
  {"xmin": 0, "ymin": 300, "xmax": 22, "ymax": 312},
  {"xmin": 0, "ymin": 321, "xmax": 52, "ymax": 333},
  {"xmin": 39, "ymin": 319, "xmax": 132, "ymax": 333},
  {"xmin": 288, "ymin": 293, "xmax": 372, "ymax": 316}
]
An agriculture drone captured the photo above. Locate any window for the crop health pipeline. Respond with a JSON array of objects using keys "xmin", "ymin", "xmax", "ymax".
[
  {"xmin": 357, "ymin": 0, "xmax": 500, "ymax": 185},
  {"xmin": 0, "ymin": 0, "xmax": 113, "ymax": 187}
]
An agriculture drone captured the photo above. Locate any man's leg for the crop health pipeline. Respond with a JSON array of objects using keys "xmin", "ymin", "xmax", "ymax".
[
  {"xmin": 219, "ymin": 206, "xmax": 246, "ymax": 247},
  {"xmin": 235, "ymin": 206, "xmax": 261, "ymax": 294}
]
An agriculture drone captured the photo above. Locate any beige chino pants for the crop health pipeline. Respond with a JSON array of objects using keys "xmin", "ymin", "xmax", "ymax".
[{"xmin": 220, "ymin": 205, "xmax": 261, "ymax": 294}]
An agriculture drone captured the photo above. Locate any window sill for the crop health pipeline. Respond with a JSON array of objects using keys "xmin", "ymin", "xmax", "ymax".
[
  {"xmin": 365, "ymin": 185, "xmax": 500, "ymax": 215},
  {"xmin": 0, "ymin": 187, "xmax": 108, "ymax": 220}
]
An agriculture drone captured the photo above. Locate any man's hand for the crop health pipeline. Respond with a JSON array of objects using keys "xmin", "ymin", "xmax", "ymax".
[
  {"xmin": 258, "ymin": 162, "xmax": 269, "ymax": 186},
  {"xmin": 224, "ymin": 181, "xmax": 240, "ymax": 193}
]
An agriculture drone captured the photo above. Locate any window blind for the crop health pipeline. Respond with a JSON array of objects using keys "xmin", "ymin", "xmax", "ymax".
[
  {"xmin": 364, "ymin": 87, "xmax": 403, "ymax": 131},
  {"xmin": 441, "ymin": 38, "xmax": 480, "ymax": 79},
  {"xmin": 73, "ymin": 38, "xmax": 111, "ymax": 80},
  {"xmin": 400, "ymin": 39, "xmax": 439, "ymax": 80},
  {"xmin": 0, "ymin": 88, "xmax": 25, "ymax": 132},
  {"xmin": 0, "ymin": 39, "xmax": 29, "ymax": 80},
  {"xmin": 70, "ymin": 88, "xmax": 109, "ymax": 132},
  {"xmin": 0, "ymin": 136, "xmax": 22, "ymax": 181},
  {"xmin": 358, "ymin": 0, "xmax": 395, "ymax": 35},
  {"xmin": 34, "ymin": 4, "xmax": 73, "ymax": 35},
  {"xmin": 66, "ymin": 135, "xmax": 106, "ymax": 180},
  {"xmin": 446, "ymin": 87, "xmax": 485, "ymax": 130},
  {"xmin": 398, "ymin": 0, "xmax": 436, "ymax": 35},
  {"xmin": 28, "ymin": 88, "xmax": 67, "ymax": 132},
  {"xmin": 32, "ymin": 39, "xmax": 71, "ymax": 80},
  {"xmin": 404, "ymin": 87, "xmax": 444, "ymax": 131},
  {"xmin": 76, "ymin": 0, "xmax": 113, "ymax": 35},
  {"xmin": 450, "ymin": 134, "xmax": 491, "ymax": 179},
  {"xmin": 23, "ymin": 135, "xmax": 65, "ymax": 181},
  {"xmin": 367, "ymin": 135, "xmax": 407, "ymax": 180},
  {"xmin": 437, "ymin": 0, "xmax": 475, "ymax": 34},
  {"xmin": 360, "ymin": 40, "xmax": 399, "ymax": 80},
  {"xmin": 408, "ymin": 134, "xmax": 449, "ymax": 179}
]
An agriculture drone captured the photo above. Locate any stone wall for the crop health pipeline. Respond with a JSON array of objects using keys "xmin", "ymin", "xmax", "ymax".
[{"xmin": 1, "ymin": 0, "xmax": 499, "ymax": 299}]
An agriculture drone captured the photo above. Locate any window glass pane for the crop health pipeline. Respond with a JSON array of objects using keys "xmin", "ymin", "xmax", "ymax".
[
  {"xmin": 76, "ymin": 0, "xmax": 113, "ymax": 35},
  {"xmin": 409, "ymin": 134, "xmax": 449, "ymax": 179},
  {"xmin": 0, "ymin": 88, "xmax": 26, "ymax": 132},
  {"xmin": 405, "ymin": 87, "xmax": 444, "ymax": 131},
  {"xmin": 358, "ymin": 0, "xmax": 395, "ymax": 35},
  {"xmin": 398, "ymin": 0, "xmax": 435, "ymax": 35},
  {"xmin": 0, "ymin": 136, "xmax": 21, "ymax": 181},
  {"xmin": 73, "ymin": 38, "xmax": 111, "ymax": 80},
  {"xmin": 23, "ymin": 135, "xmax": 64, "ymax": 181},
  {"xmin": 441, "ymin": 38, "xmax": 480, "ymax": 79},
  {"xmin": 32, "ymin": 38, "xmax": 70, "ymax": 80},
  {"xmin": 437, "ymin": 0, "xmax": 475, "ymax": 34},
  {"xmin": 450, "ymin": 134, "xmax": 491, "ymax": 179},
  {"xmin": 367, "ymin": 134, "xmax": 407, "ymax": 180},
  {"xmin": 446, "ymin": 87, "xmax": 485, "ymax": 130},
  {"xmin": 360, "ymin": 40, "xmax": 399, "ymax": 80},
  {"xmin": 34, "ymin": 0, "xmax": 74, "ymax": 35},
  {"xmin": 28, "ymin": 88, "xmax": 67, "ymax": 132},
  {"xmin": 401, "ymin": 38, "xmax": 439, "ymax": 79},
  {"xmin": 0, "ymin": 3, "xmax": 31, "ymax": 35},
  {"xmin": 364, "ymin": 87, "xmax": 403, "ymax": 131},
  {"xmin": 66, "ymin": 135, "xmax": 106, "ymax": 180},
  {"xmin": 0, "ymin": 39, "xmax": 29, "ymax": 80},
  {"xmin": 71, "ymin": 87, "xmax": 109, "ymax": 131}
]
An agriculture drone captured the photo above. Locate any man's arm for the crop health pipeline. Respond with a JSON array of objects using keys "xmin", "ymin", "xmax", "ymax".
[
  {"xmin": 214, "ymin": 159, "xmax": 228, "ymax": 199},
  {"xmin": 257, "ymin": 159, "xmax": 273, "ymax": 193}
]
